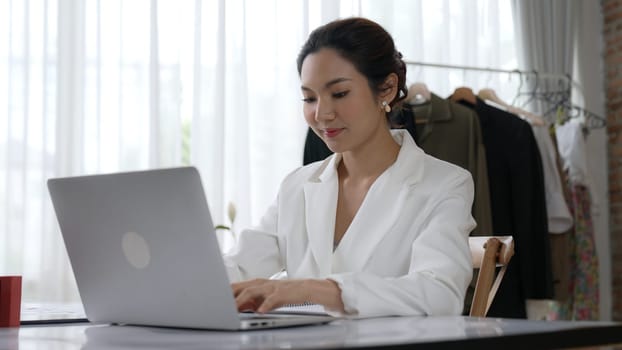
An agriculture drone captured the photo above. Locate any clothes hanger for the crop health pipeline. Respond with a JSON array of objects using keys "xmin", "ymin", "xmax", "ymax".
[
  {"xmin": 518, "ymin": 70, "xmax": 540, "ymax": 109},
  {"xmin": 478, "ymin": 88, "xmax": 546, "ymax": 126},
  {"xmin": 583, "ymin": 108, "xmax": 607, "ymax": 129},
  {"xmin": 407, "ymin": 82, "xmax": 431, "ymax": 105},
  {"xmin": 511, "ymin": 70, "xmax": 524, "ymax": 106},
  {"xmin": 405, "ymin": 82, "xmax": 432, "ymax": 124},
  {"xmin": 477, "ymin": 88, "xmax": 509, "ymax": 112},
  {"xmin": 545, "ymin": 98, "xmax": 606, "ymax": 130},
  {"xmin": 450, "ymin": 86, "xmax": 477, "ymax": 104}
]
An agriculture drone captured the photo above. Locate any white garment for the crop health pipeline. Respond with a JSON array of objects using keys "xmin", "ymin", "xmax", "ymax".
[
  {"xmin": 555, "ymin": 119, "xmax": 588, "ymax": 185},
  {"xmin": 531, "ymin": 125, "xmax": 573, "ymax": 233},
  {"xmin": 555, "ymin": 119, "xmax": 599, "ymax": 212},
  {"xmin": 224, "ymin": 130, "xmax": 476, "ymax": 318}
]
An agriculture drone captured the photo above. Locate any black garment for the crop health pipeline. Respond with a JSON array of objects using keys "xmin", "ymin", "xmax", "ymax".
[
  {"xmin": 303, "ymin": 128, "xmax": 333, "ymax": 165},
  {"xmin": 395, "ymin": 104, "xmax": 418, "ymax": 143},
  {"xmin": 302, "ymin": 107, "xmax": 418, "ymax": 165},
  {"xmin": 460, "ymin": 97, "xmax": 554, "ymax": 318}
]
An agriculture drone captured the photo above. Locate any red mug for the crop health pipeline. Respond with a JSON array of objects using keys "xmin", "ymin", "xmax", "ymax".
[{"xmin": 0, "ymin": 276, "xmax": 22, "ymax": 327}]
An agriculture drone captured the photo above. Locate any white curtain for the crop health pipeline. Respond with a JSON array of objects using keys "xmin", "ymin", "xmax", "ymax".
[
  {"xmin": 511, "ymin": 0, "xmax": 577, "ymax": 115},
  {"xmin": 1, "ymin": 0, "xmax": 516, "ymax": 303},
  {"xmin": 370, "ymin": 0, "xmax": 519, "ymax": 100}
]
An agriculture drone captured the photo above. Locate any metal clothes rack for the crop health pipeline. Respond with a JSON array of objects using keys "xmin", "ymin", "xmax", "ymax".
[
  {"xmin": 404, "ymin": 60, "xmax": 606, "ymax": 129},
  {"xmin": 404, "ymin": 60, "xmax": 576, "ymax": 84}
]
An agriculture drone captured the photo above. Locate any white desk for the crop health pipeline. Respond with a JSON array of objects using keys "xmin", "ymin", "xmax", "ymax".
[{"xmin": 2, "ymin": 316, "xmax": 622, "ymax": 349}]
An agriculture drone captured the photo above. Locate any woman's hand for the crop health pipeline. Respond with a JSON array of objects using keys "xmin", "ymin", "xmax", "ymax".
[{"xmin": 231, "ymin": 278, "xmax": 345, "ymax": 314}]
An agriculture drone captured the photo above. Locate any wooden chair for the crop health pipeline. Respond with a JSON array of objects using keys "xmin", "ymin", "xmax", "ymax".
[{"xmin": 468, "ymin": 236, "xmax": 514, "ymax": 317}]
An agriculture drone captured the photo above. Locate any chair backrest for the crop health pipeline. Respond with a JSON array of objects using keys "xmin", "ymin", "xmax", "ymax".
[{"xmin": 468, "ymin": 235, "xmax": 514, "ymax": 317}]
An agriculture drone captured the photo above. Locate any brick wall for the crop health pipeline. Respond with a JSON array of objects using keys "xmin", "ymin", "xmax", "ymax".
[{"xmin": 603, "ymin": 0, "xmax": 622, "ymax": 322}]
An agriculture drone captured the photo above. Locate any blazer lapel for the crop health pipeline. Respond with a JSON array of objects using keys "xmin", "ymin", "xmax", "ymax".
[
  {"xmin": 335, "ymin": 131, "xmax": 425, "ymax": 270},
  {"xmin": 302, "ymin": 155, "xmax": 340, "ymax": 277}
]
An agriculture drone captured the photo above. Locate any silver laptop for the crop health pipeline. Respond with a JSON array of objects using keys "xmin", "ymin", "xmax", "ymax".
[{"xmin": 47, "ymin": 166, "xmax": 335, "ymax": 330}]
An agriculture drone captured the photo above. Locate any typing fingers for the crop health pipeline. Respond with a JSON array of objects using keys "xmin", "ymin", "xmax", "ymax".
[
  {"xmin": 235, "ymin": 283, "xmax": 274, "ymax": 312},
  {"xmin": 234, "ymin": 280, "xmax": 308, "ymax": 313},
  {"xmin": 256, "ymin": 294, "xmax": 287, "ymax": 314},
  {"xmin": 231, "ymin": 278, "xmax": 268, "ymax": 297}
]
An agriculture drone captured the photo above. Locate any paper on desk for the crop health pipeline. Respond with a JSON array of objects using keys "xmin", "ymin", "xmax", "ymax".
[
  {"xmin": 21, "ymin": 302, "xmax": 87, "ymax": 322},
  {"xmin": 271, "ymin": 303, "xmax": 329, "ymax": 316}
]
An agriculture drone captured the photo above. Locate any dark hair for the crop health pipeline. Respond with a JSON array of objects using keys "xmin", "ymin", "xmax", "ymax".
[{"xmin": 296, "ymin": 17, "xmax": 408, "ymax": 111}]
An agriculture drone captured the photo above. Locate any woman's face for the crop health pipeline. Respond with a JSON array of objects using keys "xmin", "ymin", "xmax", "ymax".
[{"xmin": 300, "ymin": 48, "xmax": 387, "ymax": 154}]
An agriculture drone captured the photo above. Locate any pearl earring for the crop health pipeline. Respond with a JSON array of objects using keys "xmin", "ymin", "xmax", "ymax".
[{"xmin": 382, "ymin": 101, "xmax": 391, "ymax": 113}]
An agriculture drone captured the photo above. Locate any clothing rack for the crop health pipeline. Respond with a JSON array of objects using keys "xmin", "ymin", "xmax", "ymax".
[
  {"xmin": 404, "ymin": 60, "xmax": 607, "ymax": 129},
  {"xmin": 404, "ymin": 60, "xmax": 580, "ymax": 89}
]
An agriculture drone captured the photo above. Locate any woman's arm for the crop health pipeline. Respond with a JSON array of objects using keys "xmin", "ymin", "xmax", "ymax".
[
  {"xmin": 232, "ymin": 278, "xmax": 345, "ymax": 314},
  {"xmin": 222, "ymin": 200, "xmax": 284, "ymax": 282}
]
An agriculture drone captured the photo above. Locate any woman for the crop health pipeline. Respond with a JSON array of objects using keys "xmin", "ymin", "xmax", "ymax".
[{"xmin": 225, "ymin": 17, "xmax": 475, "ymax": 318}]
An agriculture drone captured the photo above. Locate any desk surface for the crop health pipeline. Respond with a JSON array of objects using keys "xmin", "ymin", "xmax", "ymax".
[{"xmin": 2, "ymin": 316, "xmax": 622, "ymax": 350}]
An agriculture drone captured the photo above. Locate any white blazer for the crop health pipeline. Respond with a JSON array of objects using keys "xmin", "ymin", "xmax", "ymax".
[{"xmin": 224, "ymin": 130, "xmax": 476, "ymax": 317}]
